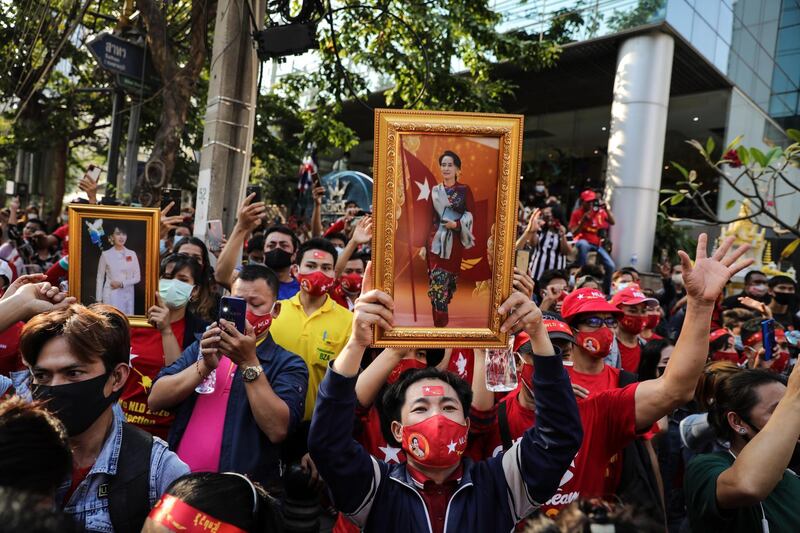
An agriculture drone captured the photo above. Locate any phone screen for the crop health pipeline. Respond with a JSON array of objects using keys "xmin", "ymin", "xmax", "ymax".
[
  {"xmin": 207, "ymin": 220, "xmax": 224, "ymax": 252},
  {"xmin": 219, "ymin": 296, "xmax": 247, "ymax": 334},
  {"xmin": 246, "ymin": 185, "xmax": 262, "ymax": 204},
  {"xmin": 515, "ymin": 250, "xmax": 531, "ymax": 274},
  {"xmin": 161, "ymin": 188, "xmax": 182, "ymax": 218},
  {"xmin": 88, "ymin": 166, "xmax": 102, "ymax": 182}
]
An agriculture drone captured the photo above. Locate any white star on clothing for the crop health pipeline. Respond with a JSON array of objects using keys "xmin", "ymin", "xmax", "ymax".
[
  {"xmin": 415, "ymin": 178, "xmax": 431, "ymax": 201},
  {"xmin": 379, "ymin": 445, "xmax": 402, "ymax": 463},
  {"xmin": 576, "ymin": 293, "xmax": 585, "ymax": 299},
  {"xmin": 446, "ymin": 440, "xmax": 457, "ymax": 453}
]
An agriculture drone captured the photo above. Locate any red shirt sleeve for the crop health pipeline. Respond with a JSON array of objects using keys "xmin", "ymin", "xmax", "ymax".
[{"xmin": 569, "ymin": 208, "xmax": 582, "ymax": 229}]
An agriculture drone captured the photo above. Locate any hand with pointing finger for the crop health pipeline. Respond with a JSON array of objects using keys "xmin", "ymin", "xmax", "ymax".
[
  {"xmin": 350, "ymin": 262, "xmax": 394, "ymax": 347},
  {"xmin": 147, "ymin": 292, "xmax": 171, "ymax": 333}
]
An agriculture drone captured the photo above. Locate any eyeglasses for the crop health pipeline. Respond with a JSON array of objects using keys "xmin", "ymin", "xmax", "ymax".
[{"xmin": 578, "ymin": 317, "xmax": 618, "ymax": 328}]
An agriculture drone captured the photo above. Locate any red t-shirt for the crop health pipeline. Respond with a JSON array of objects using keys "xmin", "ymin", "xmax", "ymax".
[
  {"xmin": 468, "ymin": 384, "xmax": 639, "ymax": 517},
  {"xmin": 566, "ymin": 364, "xmax": 621, "ymax": 395},
  {"xmin": 617, "ymin": 341, "xmax": 642, "ymax": 373},
  {"xmin": 121, "ymin": 320, "xmax": 186, "ymax": 440},
  {"xmin": 568, "ymin": 207, "xmax": 609, "ymax": 246},
  {"xmin": 0, "ymin": 321, "xmax": 24, "ymax": 376},
  {"xmin": 52, "ymin": 224, "xmax": 69, "ymax": 254}
]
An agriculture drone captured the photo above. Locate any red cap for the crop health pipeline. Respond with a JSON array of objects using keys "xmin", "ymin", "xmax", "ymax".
[
  {"xmin": 610, "ymin": 285, "xmax": 659, "ymax": 308},
  {"xmin": 561, "ymin": 288, "xmax": 622, "ymax": 323},
  {"xmin": 543, "ymin": 319, "xmax": 575, "ymax": 344},
  {"xmin": 514, "ymin": 331, "xmax": 532, "ymax": 354},
  {"xmin": 709, "ymin": 328, "xmax": 731, "ymax": 343},
  {"xmin": 580, "ymin": 190, "xmax": 597, "ymax": 202}
]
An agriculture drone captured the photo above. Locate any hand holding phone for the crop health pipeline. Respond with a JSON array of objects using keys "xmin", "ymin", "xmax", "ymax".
[
  {"xmin": 246, "ymin": 185, "xmax": 262, "ymax": 204},
  {"xmin": 207, "ymin": 220, "xmax": 224, "ymax": 252},
  {"xmin": 219, "ymin": 296, "xmax": 247, "ymax": 334},
  {"xmin": 161, "ymin": 188, "xmax": 182, "ymax": 218},
  {"xmin": 87, "ymin": 165, "xmax": 102, "ymax": 182}
]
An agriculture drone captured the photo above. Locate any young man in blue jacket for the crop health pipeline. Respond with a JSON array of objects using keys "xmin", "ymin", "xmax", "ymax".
[{"xmin": 308, "ymin": 265, "xmax": 583, "ymax": 532}]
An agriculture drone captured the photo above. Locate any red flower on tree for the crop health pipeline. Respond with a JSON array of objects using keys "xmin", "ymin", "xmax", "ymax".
[{"xmin": 723, "ymin": 149, "xmax": 742, "ymax": 168}]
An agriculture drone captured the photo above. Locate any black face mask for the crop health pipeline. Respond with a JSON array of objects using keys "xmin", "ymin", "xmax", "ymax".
[
  {"xmin": 774, "ymin": 292, "xmax": 796, "ymax": 306},
  {"xmin": 32, "ymin": 373, "xmax": 122, "ymax": 436},
  {"xmin": 264, "ymin": 248, "xmax": 293, "ymax": 270}
]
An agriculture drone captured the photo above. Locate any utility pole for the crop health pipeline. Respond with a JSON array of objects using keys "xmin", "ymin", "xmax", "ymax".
[
  {"xmin": 106, "ymin": 88, "xmax": 125, "ymax": 199},
  {"xmin": 194, "ymin": 0, "xmax": 265, "ymax": 240}
]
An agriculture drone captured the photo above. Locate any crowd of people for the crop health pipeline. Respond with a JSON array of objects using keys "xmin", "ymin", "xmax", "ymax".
[{"xmin": 0, "ymin": 168, "xmax": 799, "ymax": 533}]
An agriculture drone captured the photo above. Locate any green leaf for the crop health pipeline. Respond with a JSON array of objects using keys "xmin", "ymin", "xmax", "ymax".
[
  {"xmin": 725, "ymin": 134, "xmax": 744, "ymax": 153},
  {"xmin": 660, "ymin": 189, "xmax": 679, "ymax": 194},
  {"xmin": 705, "ymin": 137, "xmax": 715, "ymax": 158},
  {"xmin": 787, "ymin": 129, "xmax": 800, "ymax": 143},
  {"xmin": 765, "ymin": 147, "xmax": 782, "ymax": 166},
  {"xmin": 725, "ymin": 199, "xmax": 737, "ymax": 210},
  {"xmin": 737, "ymin": 146, "xmax": 750, "ymax": 165},
  {"xmin": 670, "ymin": 161, "xmax": 689, "ymax": 179},
  {"xmin": 686, "ymin": 139, "xmax": 707, "ymax": 158},
  {"xmin": 750, "ymin": 147, "xmax": 767, "ymax": 167},
  {"xmin": 670, "ymin": 193, "xmax": 685, "ymax": 206}
]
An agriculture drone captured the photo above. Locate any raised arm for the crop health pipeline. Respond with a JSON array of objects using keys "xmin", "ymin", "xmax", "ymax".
[
  {"xmin": 335, "ymin": 216, "xmax": 372, "ymax": 277},
  {"xmin": 354, "ymin": 347, "xmax": 404, "ymax": 408},
  {"xmin": 214, "ymin": 193, "xmax": 265, "ymax": 290},
  {"xmin": 311, "ymin": 186, "xmax": 324, "ymax": 237},
  {"xmin": 716, "ymin": 361, "xmax": 800, "ymax": 507},
  {"xmin": 634, "ymin": 234, "xmax": 752, "ymax": 431}
]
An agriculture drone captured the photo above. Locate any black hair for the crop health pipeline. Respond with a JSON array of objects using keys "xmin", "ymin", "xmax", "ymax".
[
  {"xmin": 246, "ymin": 235, "xmax": 265, "ymax": 255},
  {"xmin": 619, "ymin": 266, "xmax": 640, "ymax": 277},
  {"xmin": 438, "ymin": 150, "xmax": 462, "ymax": 169},
  {"xmin": 264, "ymin": 225, "xmax": 300, "ymax": 254},
  {"xmin": 538, "ymin": 269, "xmax": 568, "ymax": 291},
  {"xmin": 296, "ymin": 237, "xmax": 338, "ymax": 266},
  {"xmin": 173, "ymin": 236, "xmax": 211, "ymax": 273},
  {"xmin": 744, "ymin": 270, "xmax": 766, "ymax": 284},
  {"xmin": 161, "ymin": 253, "xmax": 203, "ymax": 285},
  {"xmin": 637, "ymin": 338, "xmax": 673, "ymax": 381},
  {"xmin": 237, "ymin": 264, "xmax": 280, "ymax": 299},
  {"xmin": 24, "ymin": 219, "xmax": 45, "ymax": 231},
  {"xmin": 347, "ymin": 251, "xmax": 370, "ymax": 270},
  {"xmin": 0, "ymin": 397, "xmax": 72, "ymax": 494},
  {"xmin": 378, "ymin": 367, "xmax": 472, "ymax": 446},
  {"xmin": 769, "ymin": 275, "xmax": 796, "ymax": 289},
  {"xmin": 0, "ymin": 487, "xmax": 75, "ymax": 532},
  {"xmin": 162, "ymin": 473, "xmax": 283, "ymax": 533},
  {"xmin": 577, "ymin": 263, "xmax": 605, "ymax": 280},
  {"xmin": 709, "ymin": 369, "xmax": 786, "ymax": 441},
  {"xmin": 326, "ymin": 232, "xmax": 348, "ymax": 246}
]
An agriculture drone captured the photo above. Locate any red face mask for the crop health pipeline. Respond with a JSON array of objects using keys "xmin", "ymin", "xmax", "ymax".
[
  {"xmin": 575, "ymin": 327, "xmax": 614, "ymax": 359},
  {"xmin": 619, "ymin": 314, "xmax": 646, "ymax": 335},
  {"xmin": 520, "ymin": 362, "xmax": 534, "ymax": 393},
  {"xmin": 246, "ymin": 309, "xmax": 273, "ymax": 337},
  {"xmin": 388, "ymin": 358, "xmax": 427, "ymax": 385},
  {"xmin": 297, "ymin": 271, "xmax": 335, "ymax": 297},
  {"xmin": 340, "ymin": 273, "xmax": 363, "ymax": 295},
  {"xmin": 402, "ymin": 414, "xmax": 468, "ymax": 468},
  {"xmin": 644, "ymin": 314, "xmax": 660, "ymax": 330}
]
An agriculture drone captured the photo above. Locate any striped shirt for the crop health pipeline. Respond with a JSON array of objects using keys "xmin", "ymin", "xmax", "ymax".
[{"xmin": 529, "ymin": 229, "xmax": 568, "ymax": 281}]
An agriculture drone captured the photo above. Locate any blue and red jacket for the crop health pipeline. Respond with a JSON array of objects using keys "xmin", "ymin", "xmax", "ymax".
[{"xmin": 308, "ymin": 354, "xmax": 582, "ymax": 532}]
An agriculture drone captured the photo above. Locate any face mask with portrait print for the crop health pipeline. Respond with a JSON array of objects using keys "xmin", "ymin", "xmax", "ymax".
[
  {"xmin": 297, "ymin": 270, "xmax": 335, "ymax": 297},
  {"xmin": 619, "ymin": 314, "xmax": 646, "ymax": 335},
  {"xmin": 340, "ymin": 273, "xmax": 363, "ymax": 295},
  {"xmin": 401, "ymin": 413, "xmax": 468, "ymax": 468},
  {"xmin": 644, "ymin": 314, "xmax": 660, "ymax": 330},
  {"xmin": 575, "ymin": 327, "xmax": 614, "ymax": 359}
]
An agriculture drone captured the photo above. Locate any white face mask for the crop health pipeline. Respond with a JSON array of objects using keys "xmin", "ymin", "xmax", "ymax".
[
  {"xmin": 159, "ymin": 278, "xmax": 194, "ymax": 310},
  {"xmin": 612, "ymin": 281, "xmax": 630, "ymax": 295}
]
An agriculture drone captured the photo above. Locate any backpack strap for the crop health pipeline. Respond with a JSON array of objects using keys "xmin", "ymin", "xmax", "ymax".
[
  {"xmin": 108, "ymin": 423, "xmax": 154, "ymax": 533},
  {"xmin": 497, "ymin": 401, "xmax": 513, "ymax": 451}
]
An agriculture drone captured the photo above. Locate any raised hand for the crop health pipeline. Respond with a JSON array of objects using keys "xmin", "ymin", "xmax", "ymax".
[
  {"xmin": 497, "ymin": 292, "xmax": 553, "ymax": 355},
  {"xmin": 159, "ymin": 202, "xmax": 184, "ymax": 239},
  {"xmin": 1, "ymin": 273, "xmax": 47, "ymax": 300},
  {"xmin": 352, "ymin": 215, "xmax": 373, "ymax": 245},
  {"xmin": 512, "ymin": 268, "xmax": 535, "ymax": 299},
  {"xmin": 147, "ymin": 293, "xmax": 171, "ymax": 332},
  {"xmin": 351, "ymin": 262, "xmax": 394, "ymax": 347},
  {"xmin": 678, "ymin": 234, "xmax": 753, "ymax": 305},
  {"xmin": 236, "ymin": 193, "xmax": 266, "ymax": 234},
  {"xmin": 17, "ymin": 282, "xmax": 76, "ymax": 317}
]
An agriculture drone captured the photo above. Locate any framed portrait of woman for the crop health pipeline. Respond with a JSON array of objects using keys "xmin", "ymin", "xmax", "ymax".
[
  {"xmin": 68, "ymin": 204, "xmax": 160, "ymax": 327},
  {"xmin": 371, "ymin": 109, "xmax": 523, "ymax": 348}
]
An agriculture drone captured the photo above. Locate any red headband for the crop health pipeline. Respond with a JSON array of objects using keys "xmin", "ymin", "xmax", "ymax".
[
  {"xmin": 147, "ymin": 494, "xmax": 247, "ymax": 533},
  {"xmin": 743, "ymin": 331, "xmax": 762, "ymax": 347}
]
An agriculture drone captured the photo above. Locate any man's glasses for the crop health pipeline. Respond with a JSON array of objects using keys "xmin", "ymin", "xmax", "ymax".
[{"xmin": 578, "ymin": 317, "xmax": 618, "ymax": 328}]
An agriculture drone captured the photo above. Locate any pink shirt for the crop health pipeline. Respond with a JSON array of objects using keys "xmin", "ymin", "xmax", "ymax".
[{"xmin": 176, "ymin": 357, "xmax": 236, "ymax": 472}]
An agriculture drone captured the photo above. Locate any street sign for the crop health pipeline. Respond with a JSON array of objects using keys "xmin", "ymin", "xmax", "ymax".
[{"xmin": 87, "ymin": 33, "xmax": 159, "ymax": 91}]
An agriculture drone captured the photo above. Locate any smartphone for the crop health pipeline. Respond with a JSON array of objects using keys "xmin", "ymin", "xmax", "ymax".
[
  {"xmin": 219, "ymin": 296, "xmax": 247, "ymax": 334},
  {"xmin": 311, "ymin": 172, "xmax": 321, "ymax": 189},
  {"xmin": 355, "ymin": 210, "xmax": 372, "ymax": 217},
  {"xmin": 87, "ymin": 165, "xmax": 102, "ymax": 182},
  {"xmin": 207, "ymin": 219, "xmax": 224, "ymax": 252},
  {"xmin": 246, "ymin": 185, "xmax": 262, "ymax": 204},
  {"xmin": 4, "ymin": 181, "xmax": 14, "ymax": 195},
  {"xmin": 161, "ymin": 188, "xmax": 182, "ymax": 218},
  {"xmin": 761, "ymin": 318, "xmax": 776, "ymax": 361}
]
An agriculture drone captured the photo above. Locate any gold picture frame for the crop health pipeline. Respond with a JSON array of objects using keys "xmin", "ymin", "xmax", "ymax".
[
  {"xmin": 371, "ymin": 108, "xmax": 524, "ymax": 348},
  {"xmin": 68, "ymin": 204, "xmax": 160, "ymax": 328}
]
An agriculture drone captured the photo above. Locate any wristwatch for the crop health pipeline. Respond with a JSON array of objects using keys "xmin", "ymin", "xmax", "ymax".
[{"xmin": 242, "ymin": 365, "xmax": 263, "ymax": 383}]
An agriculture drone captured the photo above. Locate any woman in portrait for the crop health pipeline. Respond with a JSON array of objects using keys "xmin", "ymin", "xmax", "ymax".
[
  {"xmin": 426, "ymin": 150, "xmax": 475, "ymax": 327},
  {"xmin": 96, "ymin": 225, "xmax": 141, "ymax": 315}
]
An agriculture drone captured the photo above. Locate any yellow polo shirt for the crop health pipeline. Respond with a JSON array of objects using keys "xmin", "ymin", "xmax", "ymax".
[{"xmin": 270, "ymin": 293, "xmax": 353, "ymax": 421}]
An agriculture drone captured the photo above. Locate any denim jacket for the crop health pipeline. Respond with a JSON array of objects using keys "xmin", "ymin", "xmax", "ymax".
[{"xmin": 57, "ymin": 408, "xmax": 189, "ymax": 532}]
